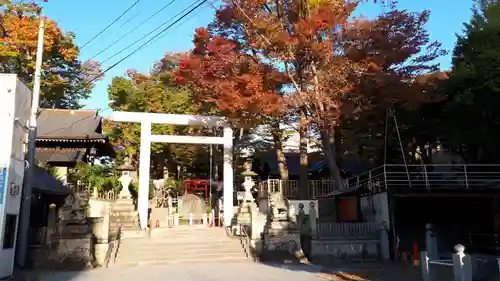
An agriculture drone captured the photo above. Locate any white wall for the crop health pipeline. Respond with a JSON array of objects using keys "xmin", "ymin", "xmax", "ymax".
[
  {"xmin": 0, "ymin": 74, "xmax": 31, "ymax": 278},
  {"xmin": 360, "ymin": 192, "xmax": 390, "ymax": 229}
]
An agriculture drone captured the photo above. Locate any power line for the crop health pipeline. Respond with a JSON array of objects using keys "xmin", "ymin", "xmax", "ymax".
[
  {"xmin": 87, "ymin": 0, "xmax": 179, "ymax": 62},
  {"xmin": 99, "ymin": 0, "xmax": 203, "ymax": 66},
  {"xmin": 150, "ymin": 1, "xmax": 213, "ymax": 45},
  {"xmin": 89, "ymin": 0, "xmax": 208, "ymax": 83},
  {"xmin": 80, "ymin": 0, "xmax": 142, "ymax": 49},
  {"xmin": 118, "ymin": 0, "xmax": 161, "ymax": 28}
]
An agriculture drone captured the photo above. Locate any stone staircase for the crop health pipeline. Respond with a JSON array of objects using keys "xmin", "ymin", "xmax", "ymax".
[
  {"xmin": 109, "ymin": 199, "xmax": 141, "ymax": 235},
  {"xmin": 111, "ymin": 226, "xmax": 250, "ymax": 266}
]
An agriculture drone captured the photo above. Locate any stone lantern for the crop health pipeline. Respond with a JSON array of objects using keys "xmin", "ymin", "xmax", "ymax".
[
  {"xmin": 241, "ymin": 170, "xmax": 257, "ymax": 203},
  {"xmin": 235, "ymin": 170, "xmax": 258, "ymax": 228},
  {"xmin": 117, "ymin": 157, "xmax": 134, "ymax": 200}
]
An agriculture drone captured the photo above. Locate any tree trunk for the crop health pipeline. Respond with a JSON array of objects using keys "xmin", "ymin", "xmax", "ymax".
[
  {"xmin": 319, "ymin": 125, "xmax": 343, "ymax": 190},
  {"xmin": 156, "ymin": 150, "xmax": 166, "ymax": 179},
  {"xmin": 271, "ymin": 121, "xmax": 289, "ymax": 181},
  {"xmin": 298, "ymin": 108, "xmax": 309, "ymax": 200}
]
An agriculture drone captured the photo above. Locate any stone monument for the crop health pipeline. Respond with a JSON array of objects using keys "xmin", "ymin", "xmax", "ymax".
[
  {"xmin": 260, "ymin": 190, "xmax": 303, "ymax": 262},
  {"xmin": 177, "ymin": 193, "xmax": 206, "ymax": 224}
]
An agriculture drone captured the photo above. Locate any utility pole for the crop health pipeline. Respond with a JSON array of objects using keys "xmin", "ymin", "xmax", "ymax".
[{"xmin": 17, "ymin": 14, "xmax": 45, "ymax": 267}]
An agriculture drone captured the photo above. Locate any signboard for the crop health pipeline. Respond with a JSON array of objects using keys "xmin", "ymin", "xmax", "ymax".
[{"xmin": 0, "ymin": 168, "xmax": 6, "ymax": 205}]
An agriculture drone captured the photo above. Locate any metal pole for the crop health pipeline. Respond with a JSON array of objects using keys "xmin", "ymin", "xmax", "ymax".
[
  {"xmin": 392, "ymin": 112, "xmax": 412, "ymax": 188},
  {"xmin": 383, "ymin": 108, "xmax": 389, "ymax": 165},
  {"xmin": 17, "ymin": 14, "xmax": 45, "ymax": 267}
]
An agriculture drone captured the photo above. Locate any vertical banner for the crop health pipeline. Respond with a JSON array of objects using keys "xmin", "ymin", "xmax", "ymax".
[{"xmin": 0, "ymin": 168, "xmax": 6, "ymax": 205}]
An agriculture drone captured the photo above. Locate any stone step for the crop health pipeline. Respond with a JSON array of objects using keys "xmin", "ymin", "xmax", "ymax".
[
  {"xmin": 110, "ymin": 218, "xmax": 137, "ymax": 224},
  {"xmin": 111, "ymin": 208, "xmax": 136, "ymax": 213},
  {"xmin": 122, "ymin": 239, "xmax": 240, "ymax": 250},
  {"xmin": 109, "ymin": 214, "xmax": 137, "ymax": 220},
  {"xmin": 117, "ymin": 246, "xmax": 244, "ymax": 258},
  {"xmin": 112, "ymin": 253, "xmax": 249, "ymax": 266}
]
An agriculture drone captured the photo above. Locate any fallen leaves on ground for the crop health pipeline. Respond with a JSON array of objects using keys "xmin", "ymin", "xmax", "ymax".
[{"xmin": 315, "ymin": 271, "xmax": 369, "ymax": 281}]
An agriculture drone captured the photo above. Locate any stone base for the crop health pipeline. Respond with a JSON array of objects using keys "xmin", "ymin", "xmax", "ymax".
[{"xmin": 260, "ymin": 230, "xmax": 305, "ymax": 262}]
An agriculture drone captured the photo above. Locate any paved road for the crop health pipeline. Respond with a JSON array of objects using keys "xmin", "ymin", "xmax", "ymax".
[
  {"xmin": 34, "ymin": 262, "xmax": 328, "ymax": 281},
  {"xmin": 18, "ymin": 261, "xmax": 430, "ymax": 281}
]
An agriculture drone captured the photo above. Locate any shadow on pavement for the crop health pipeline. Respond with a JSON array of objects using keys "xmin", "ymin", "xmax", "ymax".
[{"xmin": 260, "ymin": 260, "xmax": 431, "ymax": 281}]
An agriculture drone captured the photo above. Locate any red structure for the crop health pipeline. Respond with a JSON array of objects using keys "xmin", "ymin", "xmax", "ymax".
[{"xmin": 183, "ymin": 179, "xmax": 210, "ymax": 201}]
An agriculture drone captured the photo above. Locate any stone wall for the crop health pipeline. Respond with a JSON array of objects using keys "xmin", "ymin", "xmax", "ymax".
[
  {"xmin": 28, "ymin": 196, "xmax": 114, "ymax": 269},
  {"xmin": 311, "ymin": 239, "xmax": 380, "ymax": 261}
]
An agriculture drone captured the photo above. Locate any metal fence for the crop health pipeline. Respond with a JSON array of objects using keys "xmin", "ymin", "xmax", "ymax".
[
  {"xmin": 343, "ymin": 164, "xmax": 500, "ymax": 191},
  {"xmin": 257, "ymin": 179, "xmax": 343, "ymax": 199},
  {"xmin": 316, "ymin": 222, "xmax": 379, "ymax": 239}
]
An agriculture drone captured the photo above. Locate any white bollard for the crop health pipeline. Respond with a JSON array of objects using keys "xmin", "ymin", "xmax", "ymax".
[
  {"xmin": 174, "ymin": 213, "xmax": 179, "ymax": 227},
  {"xmin": 421, "ymin": 251, "xmax": 431, "ymax": 281},
  {"xmin": 452, "ymin": 244, "xmax": 472, "ymax": 281},
  {"xmin": 188, "ymin": 212, "xmax": 193, "ymax": 226},
  {"xmin": 203, "ymin": 213, "xmax": 208, "ymax": 226},
  {"xmin": 208, "ymin": 212, "xmax": 213, "ymax": 227}
]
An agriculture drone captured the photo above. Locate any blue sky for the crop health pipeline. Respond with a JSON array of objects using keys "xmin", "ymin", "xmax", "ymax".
[{"xmin": 43, "ymin": 0, "xmax": 475, "ymax": 113}]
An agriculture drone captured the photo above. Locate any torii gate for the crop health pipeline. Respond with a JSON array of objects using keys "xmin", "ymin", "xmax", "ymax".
[{"xmin": 107, "ymin": 111, "xmax": 234, "ymax": 229}]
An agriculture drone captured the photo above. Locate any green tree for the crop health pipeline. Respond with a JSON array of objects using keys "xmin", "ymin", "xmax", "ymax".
[
  {"xmin": 106, "ymin": 54, "xmax": 209, "ymax": 179},
  {"xmin": 435, "ymin": 0, "xmax": 500, "ymax": 163}
]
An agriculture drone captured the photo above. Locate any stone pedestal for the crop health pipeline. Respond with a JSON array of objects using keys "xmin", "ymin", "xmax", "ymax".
[{"xmin": 260, "ymin": 194, "xmax": 303, "ymax": 262}]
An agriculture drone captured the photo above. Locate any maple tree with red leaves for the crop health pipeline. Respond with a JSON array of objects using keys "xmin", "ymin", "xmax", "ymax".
[
  {"xmin": 178, "ymin": 0, "xmax": 447, "ymax": 197},
  {"xmin": 0, "ymin": 0, "xmax": 102, "ymax": 108}
]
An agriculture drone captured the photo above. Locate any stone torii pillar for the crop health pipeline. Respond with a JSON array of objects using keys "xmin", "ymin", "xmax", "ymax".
[{"xmin": 108, "ymin": 112, "xmax": 234, "ymax": 229}]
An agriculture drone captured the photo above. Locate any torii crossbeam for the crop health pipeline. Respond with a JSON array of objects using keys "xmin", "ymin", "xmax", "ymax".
[{"xmin": 107, "ymin": 111, "xmax": 234, "ymax": 228}]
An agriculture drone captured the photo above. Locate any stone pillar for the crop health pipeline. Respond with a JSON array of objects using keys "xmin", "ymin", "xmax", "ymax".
[
  {"xmin": 298, "ymin": 203, "xmax": 306, "ymax": 230},
  {"xmin": 89, "ymin": 217, "xmax": 107, "ymax": 244},
  {"xmin": 45, "ymin": 203, "xmax": 57, "ymax": 246},
  {"xmin": 452, "ymin": 244, "xmax": 472, "ymax": 281},
  {"xmin": 138, "ymin": 121, "xmax": 152, "ymax": 229},
  {"xmin": 223, "ymin": 127, "xmax": 234, "ymax": 227},
  {"xmin": 425, "ymin": 223, "xmax": 438, "ymax": 260},
  {"xmin": 309, "ymin": 201, "xmax": 317, "ymax": 238},
  {"xmin": 379, "ymin": 221, "xmax": 391, "ymax": 260}
]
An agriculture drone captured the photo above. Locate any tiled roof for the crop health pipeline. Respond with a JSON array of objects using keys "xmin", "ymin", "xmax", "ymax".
[
  {"xmin": 35, "ymin": 147, "xmax": 87, "ymax": 163},
  {"xmin": 37, "ymin": 109, "xmax": 106, "ymax": 140},
  {"xmin": 33, "ymin": 167, "xmax": 71, "ymax": 195}
]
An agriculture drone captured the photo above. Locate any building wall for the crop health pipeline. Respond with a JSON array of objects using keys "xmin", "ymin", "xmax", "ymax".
[
  {"xmin": 360, "ymin": 192, "xmax": 390, "ymax": 228},
  {"xmin": 0, "ymin": 74, "xmax": 31, "ymax": 278}
]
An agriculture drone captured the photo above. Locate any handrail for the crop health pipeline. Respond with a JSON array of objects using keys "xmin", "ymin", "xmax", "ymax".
[
  {"xmin": 104, "ymin": 224, "xmax": 122, "ymax": 268},
  {"xmin": 238, "ymin": 224, "xmax": 257, "ymax": 262}
]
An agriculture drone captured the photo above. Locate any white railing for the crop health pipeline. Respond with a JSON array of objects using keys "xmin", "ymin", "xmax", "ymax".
[
  {"xmin": 258, "ymin": 179, "xmax": 342, "ymax": 199},
  {"xmin": 344, "ymin": 164, "xmax": 500, "ymax": 191},
  {"xmin": 317, "ymin": 222, "xmax": 379, "ymax": 239},
  {"xmin": 67, "ymin": 183, "xmax": 119, "ymax": 200}
]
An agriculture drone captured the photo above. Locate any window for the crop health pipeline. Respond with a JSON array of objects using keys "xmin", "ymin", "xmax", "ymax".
[{"xmin": 3, "ymin": 214, "xmax": 18, "ymax": 249}]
